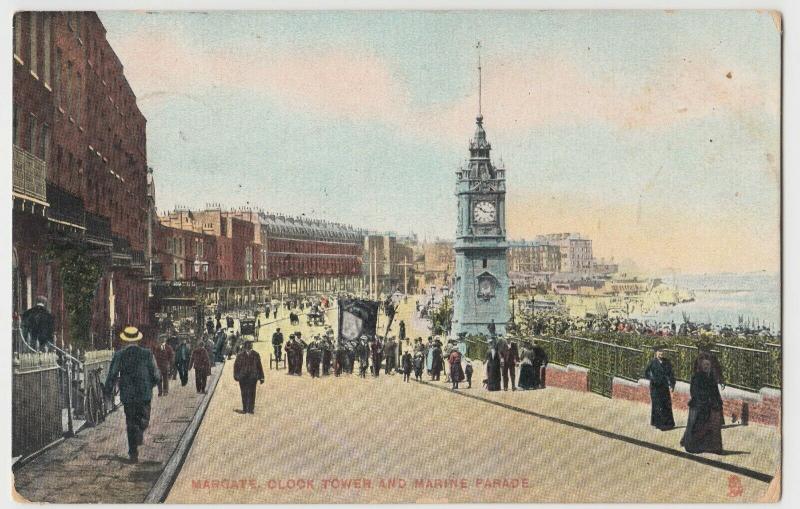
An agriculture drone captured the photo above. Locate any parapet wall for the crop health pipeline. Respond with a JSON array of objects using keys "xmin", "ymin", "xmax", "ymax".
[{"xmin": 544, "ymin": 364, "xmax": 780, "ymax": 427}]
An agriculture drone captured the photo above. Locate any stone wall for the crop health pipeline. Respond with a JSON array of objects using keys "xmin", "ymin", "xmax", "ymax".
[
  {"xmin": 544, "ymin": 364, "xmax": 588, "ymax": 392},
  {"xmin": 542, "ymin": 364, "xmax": 781, "ymax": 428}
]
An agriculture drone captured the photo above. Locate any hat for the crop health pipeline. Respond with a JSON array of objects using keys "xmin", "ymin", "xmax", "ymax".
[
  {"xmin": 119, "ymin": 326, "xmax": 143, "ymax": 342},
  {"xmin": 36, "ymin": 295, "xmax": 48, "ymax": 306}
]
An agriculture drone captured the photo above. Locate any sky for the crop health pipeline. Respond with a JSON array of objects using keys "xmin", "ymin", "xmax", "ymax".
[{"xmin": 98, "ymin": 10, "xmax": 781, "ymax": 274}]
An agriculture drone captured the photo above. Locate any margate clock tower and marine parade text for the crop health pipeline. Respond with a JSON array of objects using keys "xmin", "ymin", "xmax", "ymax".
[{"xmin": 451, "ymin": 55, "xmax": 511, "ymax": 337}]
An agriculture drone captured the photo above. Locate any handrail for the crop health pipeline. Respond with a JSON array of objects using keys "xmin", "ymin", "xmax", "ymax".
[
  {"xmin": 569, "ymin": 335, "xmax": 643, "ymax": 354},
  {"xmin": 14, "ymin": 327, "xmax": 39, "ymax": 354},
  {"xmin": 714, "ymin": 342, "xmax": 769, "ymax": 354},
  {"xmin": 46, "ymin": 335, "xmax": 83, "ymax": 366}
]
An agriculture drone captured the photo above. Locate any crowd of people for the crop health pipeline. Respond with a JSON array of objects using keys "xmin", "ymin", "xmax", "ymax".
[
  {"xmin": 519, "ymin": 309, "xmax": 778, "ymax": 340},
  {"xmin": 94, "ymin": 291, "xmax": 739, "ymax": 464}
]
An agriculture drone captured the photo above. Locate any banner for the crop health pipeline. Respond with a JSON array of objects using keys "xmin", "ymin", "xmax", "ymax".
[{"xmin": 337, "ymin": 298, "xmax": 379, "ymax": 341}]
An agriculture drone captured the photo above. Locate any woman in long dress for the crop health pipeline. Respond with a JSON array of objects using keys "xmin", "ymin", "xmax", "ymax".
[
  {"xmin": 517, "ymin": 345, "xmax": 537, "ymax": 390},
  {"xmin": 644, "ymin": 346, "xmax": 676, "ymax": 430},
  {"xmin": 448, "ymin": 348, "xmax": 465, "ymax": 389},
  {"xmin": 681, "ymin": 358, "xmax": 724, "ymax": 454},
  {"xmin": 484, "ymin": 342, "xmax": 502, "ymax": 391}
]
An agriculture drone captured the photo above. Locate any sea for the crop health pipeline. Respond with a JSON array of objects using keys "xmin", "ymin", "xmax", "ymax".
[{"xmin": 629, "ymin": 271, "xmax": 781, "ymax": 332}]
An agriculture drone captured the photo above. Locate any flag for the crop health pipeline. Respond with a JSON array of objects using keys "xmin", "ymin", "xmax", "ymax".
[{"xmin": 338, "ymin": 298, "xmax": 379, "ymax": 341}]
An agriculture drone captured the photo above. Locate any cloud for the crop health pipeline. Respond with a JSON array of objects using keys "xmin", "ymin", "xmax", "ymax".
[
  {"xmin": 111, "ymin": 23, "xmax": 778, "ymax": 145},
  {"xmin": 417, "ymin": 50, "xmax": 779, "ymax": 144},
  {"xmin": 506, "ymin": 189, "xmax": 780, "ymax": 274}
]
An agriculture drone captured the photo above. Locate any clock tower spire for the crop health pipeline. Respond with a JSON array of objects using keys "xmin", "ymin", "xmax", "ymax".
[{"xmin": 451, "ymin": 47, "xmax": 511, "ymax": 338}]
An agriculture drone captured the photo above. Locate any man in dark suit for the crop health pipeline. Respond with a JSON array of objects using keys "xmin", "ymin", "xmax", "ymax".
[
  {"xmin": 151, "ymin": 337, "xmax": 174, "ymax": 396},
  {"xmin": 501, "ymin": 340, "xmax": 519, "ymax": 391},
  {"xmin": 104, "ymin": 326, "xmax": 160, "ymax": 463},
  {"xmin": 20, "ymin": 296, "xmax": 54, "ymax": 350},
  {"xmin": 174, "ymin": 337, "xmax": 191, "ymax": 386},
  {"xmin": 233, "ymin": 340, "xmax": 264, "ymax": 414},
  {"xmin": 272, "ymin": 327, "xmax": 284, "ymax": 362}
]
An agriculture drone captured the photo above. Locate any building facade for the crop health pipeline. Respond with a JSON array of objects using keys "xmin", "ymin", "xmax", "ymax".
[
  {"xmin": 452, "ymin": 110, "xmax": 511, "ymax": 337},
  {"xmin": 536, "ymin": 233, "xmax": 593, "ymax": 273},
  {"xmin": 261, "ymin": 213, "xmax": 364, "ymax": 296},
  {"xmin": 13, "ymin": 12, "xmax": 151, "ymax": 349},
  {"xmin": 507, "ymin": 240, "xmax": 562, "ymax": 273},
  {"xmin": 419, "ymin": 240, "xmax": 455, "ymax": 291},
  {"xmin": 363, "ymin": 234, "xmax": 415, "ymax": 297}
]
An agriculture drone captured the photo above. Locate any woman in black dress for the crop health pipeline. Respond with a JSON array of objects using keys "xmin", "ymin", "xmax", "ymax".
[
  {"xmin": 681, "ymin": 357, "xmax": 724, "ymax": 454},
  {"xmin": 517, "ymin": 344, "xmax": 537, "ymax": 390},
  {"xmin": 644, "ymin": 345, "xmax": 676, "ymax": 430},
  {"xmin": 484, "ymin": 340, "xmax": 502, "ymax": 391}
]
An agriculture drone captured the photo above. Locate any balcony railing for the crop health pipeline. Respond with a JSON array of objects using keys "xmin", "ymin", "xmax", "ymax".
[
  {"xmin": 47, "ymin": 184, "xmax": 85, "ymax": 230},
  {"xmin": 111, "ymin": 236, "xmax": 132, "ymax": 267},
  {"xmin": 12, "ymin": 145, "xmax": 48, "ymax": 204},
  {"xmin": 131, "ymin": 250, "xmax": 146, "ymax": 268},
  {"xmin": 85, "ymin": 212, "xmax": 112, "ymax": 246}
]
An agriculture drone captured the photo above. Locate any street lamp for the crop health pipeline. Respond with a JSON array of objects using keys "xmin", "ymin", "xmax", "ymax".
[{"xmin": 509, "ymin": 280, "xmax": 517, "ymax": 324}]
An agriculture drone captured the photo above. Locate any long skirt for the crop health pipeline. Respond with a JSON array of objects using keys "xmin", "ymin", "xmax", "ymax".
[
  {"xmin": 518, "ymin": 363, "xmax": 537, "ymax": 390},
  {"xmin": 649, "ymin": 384, "xmax": 675, "ymax": 429},
  {"xmin": 681, "ymin": 407, "xmax": 723, "ymax": 454},
  {"xmin": 486, "ymin": 360, "xmax": 501, "ymax": 391},
  {"xmin": 450, "ymin": 363, "xmax": 464, "ymax": 383}
]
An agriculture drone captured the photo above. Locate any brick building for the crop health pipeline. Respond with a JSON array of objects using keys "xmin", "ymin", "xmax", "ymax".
[
  {"xmin": 260, "ymin": 212, "xmax": 364, "ymax": 295},
  {"xmin": 13, "ymin": 12, "xmax": 150, "ymax": 349}
]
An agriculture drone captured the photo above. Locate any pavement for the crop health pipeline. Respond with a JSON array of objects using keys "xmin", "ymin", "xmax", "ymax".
[
  {"xmin": 163, "ymin": 298, "xmax": 781, "ymax": 504},
  {"xmin": 12, "ymin": 357, "xmax": 224, "ymax": 503}
]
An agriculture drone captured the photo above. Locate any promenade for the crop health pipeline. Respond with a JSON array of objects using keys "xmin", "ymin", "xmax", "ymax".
[
  {"xmin": 165, "ymin": 300, "xmax": 780, "ymax": 504},
  {"xmin": 13, "ymin": 363, "xmax": 224, "ymax": 503}
]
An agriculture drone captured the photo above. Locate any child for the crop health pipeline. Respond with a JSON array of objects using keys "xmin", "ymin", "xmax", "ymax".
[
  {"xmin": 465, "ymin": 359, "xmax": 474, "ymax": 389},
  {"xmin": 402, "ymin": 351, "xmax": 413, "ymax": 382}
]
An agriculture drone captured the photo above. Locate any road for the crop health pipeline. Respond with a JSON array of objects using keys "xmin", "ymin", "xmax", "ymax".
[{"xmin": 165, "ymin": 298, "xmax": 779, "ymax": 503}]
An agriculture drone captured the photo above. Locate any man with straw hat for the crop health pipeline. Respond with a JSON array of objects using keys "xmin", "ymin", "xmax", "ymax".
[{"xmin": 104, "ymin": 326, "xmax": 161, "ymax": 463}]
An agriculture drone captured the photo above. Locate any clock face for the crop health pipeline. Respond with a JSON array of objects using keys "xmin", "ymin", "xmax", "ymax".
[{"xmin": 473, "ymin": 201, "xmax": 496, "ymax": 224}]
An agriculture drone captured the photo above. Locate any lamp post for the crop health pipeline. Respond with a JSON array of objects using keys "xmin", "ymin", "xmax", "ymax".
[
  {"xmin": 442, "ymin": 286, "xmax": 451, "ymax": 336},
  {"xmin": 509, "ymin": 280, "xmax": 517, "ymax": 324}
]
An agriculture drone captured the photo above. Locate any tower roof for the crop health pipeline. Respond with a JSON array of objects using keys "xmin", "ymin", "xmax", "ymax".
[{"xmin": 470, "ymin": 113, "xmax": 491, "ymax": 151}]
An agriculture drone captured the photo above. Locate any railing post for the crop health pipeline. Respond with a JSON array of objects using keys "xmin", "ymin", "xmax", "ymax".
[{"xmin": 65, "ymin": 357, "xmax": 74, "ymax": 437}]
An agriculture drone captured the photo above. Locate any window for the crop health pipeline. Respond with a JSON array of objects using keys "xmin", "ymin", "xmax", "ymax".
[
  {"xmin": 482, "ymin": 258, "xmax": 488, "ymax": 269},
  {"xmin": 27, "ymin": 114, "xmax": 37, "ymax": 153},
  {"xmin": 66, "ymin": 61, "xmax": 73, "ymax": 113},
  {"xmin": 76, "ymin": 72, "xmax": 82, "ymax": 124},
  {"xmin": 13, "ymin": 13, "xmax": 23, "ymax": 60},
  {"xmin": 54, "ymin": 48, "xmax": 62, "ymax": 105},
  {"xmin": 12, "ymin": 104, "xmax": 19, "ymax": 146},
  {"xmin": 43, "ymin": 13, "xmax": 50, "ymax": 85},
  {"xmin": 40, "ymin": 124, "xmax": 49, "ymax": 161},
  {"xmin": 29, "ymin": 12, "xmax": 38, "ymax": 75}
]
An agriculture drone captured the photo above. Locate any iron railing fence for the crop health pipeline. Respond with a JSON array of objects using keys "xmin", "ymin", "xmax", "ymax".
[
  {"xmin": 12, "ymin": 352, "xmax": 62, "ymax": 459},
  {"xmin": 765, "ymin": 343, "xmax": 781, "ymax": 389}
]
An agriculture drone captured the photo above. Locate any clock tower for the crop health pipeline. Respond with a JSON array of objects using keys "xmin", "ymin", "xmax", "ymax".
[{"xmin": 451, "ymin": 102, "xmax": 511, "ymax": 337}]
